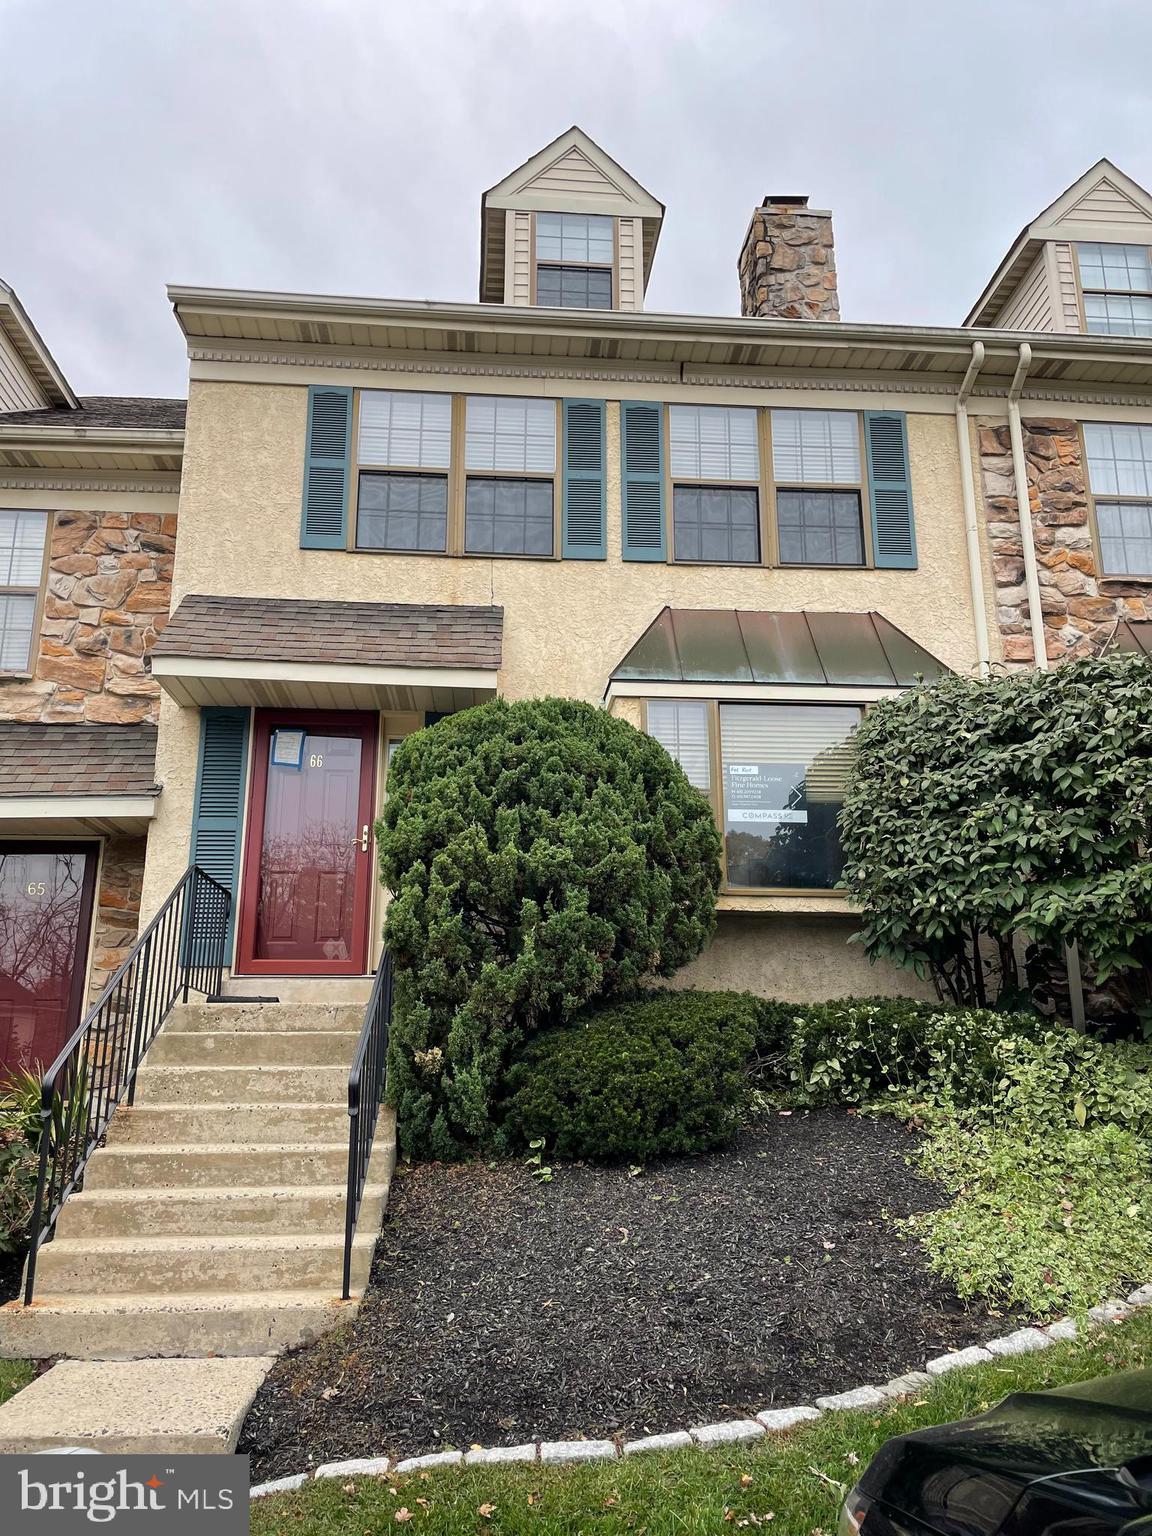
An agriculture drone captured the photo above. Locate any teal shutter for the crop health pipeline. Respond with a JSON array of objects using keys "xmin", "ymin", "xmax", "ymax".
[
  {"xmin": 301, "ymin": 385, "xmax": 352, "ymax": 548},
  {"xmin": 622, "ymin": 401, "xmax": 666, "ymax": 561},
  {"xmin": 562, "ymin": 399, "xmax": 606, "ymax": 559},
  {"xmin": 189, "ymin": 707, "xmax": 251, "ymax": 964},
  {"xmin": 864, "ymin": 411, "xmax": 917, "ymax": 569}
]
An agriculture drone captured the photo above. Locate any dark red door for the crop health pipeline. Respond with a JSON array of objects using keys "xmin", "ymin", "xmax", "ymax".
[
  {"xmin": 0, "ymin": 843, "xmax": 98, "ymax": 1078},
  {"xmin": 236, "ymin": 712, "xmax": 377, "ymax": 976}
]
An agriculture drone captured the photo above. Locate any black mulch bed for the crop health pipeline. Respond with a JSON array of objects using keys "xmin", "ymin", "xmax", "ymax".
[
  {"xmin": 0, "ymin": 1247, "xmax": 25, "ymax": 1307},
  {"xmin": 241, "ymin": 1111, "xmax": 1024, "ymax": 1481}
]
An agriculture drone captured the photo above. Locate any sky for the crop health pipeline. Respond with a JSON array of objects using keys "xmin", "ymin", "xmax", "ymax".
[{"xmin": 2, "ymin": 0, "xmax": 1151, "ymax": 399}]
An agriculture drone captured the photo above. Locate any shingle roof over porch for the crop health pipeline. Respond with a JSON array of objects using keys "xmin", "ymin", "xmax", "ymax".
[{"xmin": 0, "ymin": 723, "xmax": 159, "ymax": 834}]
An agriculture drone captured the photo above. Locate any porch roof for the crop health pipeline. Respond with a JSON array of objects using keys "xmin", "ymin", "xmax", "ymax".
[
  {"xmin": 149, "ymin": 594, "xmax": 503, "ymax": 711},
  {"xmin": 607, "ymin": 608, "xmax": 949, "ymax": 701},
  {"xmin": 0, "ymin": 723, "xmax": 159, "ymax": 833},
  {"xmin": 1116, "ymin": 621, "xmax": 1152, "ymax": 658}
]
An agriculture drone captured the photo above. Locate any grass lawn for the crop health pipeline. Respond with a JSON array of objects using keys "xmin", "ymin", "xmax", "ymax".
[
  {"xmin": 251, "ymin": 1311, "xmax": 1152, "ymax": 1536},
  {"xmin": 0, "ymin": 1360, "xmax": 33, "ymax": 1409}
]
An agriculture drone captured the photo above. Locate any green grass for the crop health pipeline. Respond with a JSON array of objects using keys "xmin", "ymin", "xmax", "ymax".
[
  {"xmin": 251, "ymin": 1312, "xmax": 1152, "ymax": 1536},
  {"xmin": 0, "ymin": 1359, "xmax": 33, "ymax": 1409}
]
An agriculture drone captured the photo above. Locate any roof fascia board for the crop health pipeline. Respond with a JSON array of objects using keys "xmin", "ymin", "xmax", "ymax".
[{"xmin": 151, "ymin": 655, "xmax": 500, "ymax": 690}]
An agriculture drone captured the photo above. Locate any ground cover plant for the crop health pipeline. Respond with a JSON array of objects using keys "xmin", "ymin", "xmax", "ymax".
[
  {"xmin": 378, "ymin": 698, "xmax": 721, "ymax": 1159},
  {"xmin": 250, "ymin": 1311, "xmax": 1152, "ymax": 1536}
]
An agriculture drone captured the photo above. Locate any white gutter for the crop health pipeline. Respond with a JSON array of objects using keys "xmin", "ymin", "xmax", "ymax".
[
  {"xmin": 1006, "ymin": 342, "xmax": 1048, "ymax": 670},
  {"xmin": 956, "ymin": 341, "xmax": 990, "ymax": 675}
]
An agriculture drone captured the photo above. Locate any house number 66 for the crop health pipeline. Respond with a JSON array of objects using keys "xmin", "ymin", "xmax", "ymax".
[{"xmin": 309, "ymin": 753, "xmax": 324, "ymax": 769}]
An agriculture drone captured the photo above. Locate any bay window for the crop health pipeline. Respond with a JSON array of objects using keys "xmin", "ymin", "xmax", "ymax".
[
  {"xmin": 0, "ymin": 510, "xmax": 48, "ymax": 674},
  {"xmin": 1084, "ymin": 422, "xmax": 1152, "ymax": 576}
]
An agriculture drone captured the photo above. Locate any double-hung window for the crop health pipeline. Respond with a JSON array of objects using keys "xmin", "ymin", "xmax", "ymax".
[
  {"xmin": 1077, "ymin": 244, "xmax": 1152, "ymax": 337},
  {"xmin": 1084, "ymin": 422, "xmax": 1152, "ymax": 577},
  {"xmin": 0, "ymin": 510, "xmax": 47, "ymax": 674},
  {"xmin": 356, "ymin": 391, "xmax": 451, "ymax": 552},
  {"xmin": 771, "ymin": 409, "xmax": 865, "ymax": 566},
  {"xmin": 669, "ymin": 405, "xmax": 761, "ymax": 564},
  {"xmin": 464, "ymin": 396, "xmax": 558, "ymax": 557},
  {"xmin": 645, "ymin": 698, "xmax": 862, "ymax": 891},
  {"xmin": 535, "ymin": 213, "xmax": 614, "ymax": 309}
]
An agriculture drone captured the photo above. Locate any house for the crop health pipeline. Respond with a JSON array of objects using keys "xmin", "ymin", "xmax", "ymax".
[
  {"xmin": 0, "ymin": 277, "xmax": 183, "ymax": 1075},
  {"xmin": 4, "ymin": 127, "xmax": 1152, "ymax": 1366}
]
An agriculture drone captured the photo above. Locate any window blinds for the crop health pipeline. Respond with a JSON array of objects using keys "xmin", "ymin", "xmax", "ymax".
[
  {"xmin": 719, "ymin": 704, "xmax": 861, "ymax": 803},
  {"xmin": 358, "ymin": 390, "xmax": 452, "ymax": 470},
  {"xmin": 646, "ymin": 701, "xmax": 711, "ymax": 791}
]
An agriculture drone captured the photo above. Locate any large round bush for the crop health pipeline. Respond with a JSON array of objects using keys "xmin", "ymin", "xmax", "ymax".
[
  {"xmin": 500, "ymin": 991, "xmax": 757, "ymax": 1162},
  {"xmin": 378, "ymin": 698, "xmax": 722, "ymax": 1158}
]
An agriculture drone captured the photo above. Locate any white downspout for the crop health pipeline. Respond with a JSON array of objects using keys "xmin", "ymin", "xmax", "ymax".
[
  {"xmin": 956, "ymin": 341, "xmax": 989, "ymax": 675},
  {"xmin": 1006, "ymin": 342, "xmax": 1048, "ymax": 670}
]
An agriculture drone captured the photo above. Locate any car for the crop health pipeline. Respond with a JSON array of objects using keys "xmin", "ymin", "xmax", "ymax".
[{"xmin": 840, "ymin": 1368, "xmax": 1152, "ymax": 1536}]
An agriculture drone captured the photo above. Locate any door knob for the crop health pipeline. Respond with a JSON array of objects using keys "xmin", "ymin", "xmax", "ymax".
[{"xmin": 359, "ymin": 824, "xmax": 370, "ymax": 853}]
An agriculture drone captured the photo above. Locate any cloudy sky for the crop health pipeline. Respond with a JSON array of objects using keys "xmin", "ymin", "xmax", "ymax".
[{"xmin": 3, "ymin": 0, "xmax": 1150, "ymax": 399}]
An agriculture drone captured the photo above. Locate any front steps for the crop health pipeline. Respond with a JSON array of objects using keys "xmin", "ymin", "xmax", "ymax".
[{"xmin": 0, "ymin": 999, "xmax": 395, "ymax": 1361}]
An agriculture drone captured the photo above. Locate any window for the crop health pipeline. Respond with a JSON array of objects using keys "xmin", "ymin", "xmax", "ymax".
[
  {"xmin": 535, "ymin": 212, "xmax": 614, "ymax": 309},
  {"xmin": 669, "ymin": 405, "xmax": 761, "ymax": 564},
  {"xmin": 1084, "ymin": 422, "xmax": 1152, "ymax": 576},
  {"xmin": 464, "ymin": 395, "xmax": 557, "ymax": 557},
  {"xmin": 356, "ymin": 391, "xmax": 450, "ymax": 552},
  {"xmin": 1077, "ymin": 243, "xmax": 1152, "ymax": 337},
  {"xmin": 0, "ymin": 510, "xmax": 47, "ymax": 673},
  {"xmin": 646, "ymin": 701, "xmax": 711, "ymax": 791},
  {"xmin": 771, "ymin": 409, "xmax": 865, "ymax": 566}
]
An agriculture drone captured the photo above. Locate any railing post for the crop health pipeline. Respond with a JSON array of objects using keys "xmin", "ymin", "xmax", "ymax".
[
  {"xmin": 125, "ymin": 933, "xmax": 153, "ymax": 1108},
  {"xmin": 22, "ymin": 1110, "xmax": 52, "ymax": 1305},
  {"xmin": 182, "ymin": 871, "xmax": 195, "ymax": 1004}
]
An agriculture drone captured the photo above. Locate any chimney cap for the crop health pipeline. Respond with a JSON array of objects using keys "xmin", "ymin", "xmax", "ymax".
[{"xmin": 762, "ymin": 194, "xmax": 809, "ymax": 208}]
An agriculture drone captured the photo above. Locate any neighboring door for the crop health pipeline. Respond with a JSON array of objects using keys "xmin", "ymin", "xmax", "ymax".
[
  {"xmin": 0, "ymin": 842, "xmax": 98, "ymax": 1078},
  {"xmin": 236, "ymin": 711, "xmax": 377, "ymax": 975}
]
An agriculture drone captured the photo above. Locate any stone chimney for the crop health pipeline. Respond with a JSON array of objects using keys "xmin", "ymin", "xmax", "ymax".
[{"xmin": 738, "ymin": 196, "xmax": 840, "ymax": 321}]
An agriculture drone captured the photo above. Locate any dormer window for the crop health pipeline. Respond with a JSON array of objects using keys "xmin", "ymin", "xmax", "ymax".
[
  {"xmin": 535, "ymin": 213, "xmax": 614, "ymax": 309},
  {"xmin": 1077, "ymin": 243, "xmax": 1152, "ymax": 336}
]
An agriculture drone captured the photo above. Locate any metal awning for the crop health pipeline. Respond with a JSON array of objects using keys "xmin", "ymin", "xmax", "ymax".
[
  {"xmin": 606, "ymin": 608, "xmax": 949, "ymax": 701},
  {"xmin": 1116, "ymin": 621, "xmax": 1152, "ymax": 658}
]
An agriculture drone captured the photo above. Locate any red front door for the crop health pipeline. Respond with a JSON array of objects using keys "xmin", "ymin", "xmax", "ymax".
[
  {"xmin": 0, "ymin": 843, "xmax": 98, "ymax": 1078},
  {"xmin": 236, "ymin": 711, "xmax": 377, "ymax": 976}
]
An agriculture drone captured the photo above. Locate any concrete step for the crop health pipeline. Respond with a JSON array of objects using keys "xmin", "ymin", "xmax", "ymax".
[
  {"xmin": 0, "ymin": 1357, "xmax": 276, "ymax": 1453},
  {"xmin": 33, "ymin": 1231, "xmax": 376, "ymax": 1296},
  {"xmin": 56, "ymin": 1183, "xmax": 390, "ymax": 1239},
  {"xmin": 84, "ymin": 1142, "xmax": 355, "ymax": 1191},
  {"xmin": 109, "ymin": 1101, "xmax": 349, "ymax": 1146},
  {"xmin": 133, "ymin": 1063, "xmax": 348, "ymax": 1104},
  {"xmin": 147, "ymin": 1030, "xmax": 357, "ymax": 1067},
  {"xmin": 168, "ymin": 1001, "xmax": 365, "ymax": 1033},
  {"xmin": 222, "ymin": 975, "xmax": 373, "ymax": 1005}
]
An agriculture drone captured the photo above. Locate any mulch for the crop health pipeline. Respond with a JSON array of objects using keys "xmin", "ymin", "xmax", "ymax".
[
  {"xmin": 0, "ymin": 1247, "xmax": 25, "ymax": 1307},
  {"xmin": 240, "ymin": 1111, "xmax": 1023, "ymax": 1482}
]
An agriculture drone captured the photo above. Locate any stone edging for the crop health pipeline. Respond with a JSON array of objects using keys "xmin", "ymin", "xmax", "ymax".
[{"xmin": 250, "ymin": 1286, "xmax": 1152, "ymax": 1500}]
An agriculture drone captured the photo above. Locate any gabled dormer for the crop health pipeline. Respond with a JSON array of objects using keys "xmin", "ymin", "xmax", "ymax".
[
  {"xmin": 0, "ymin": 276, "xmax": 77, "ymax": 412},
  {"xmin": 965, "ymin": 158, "xmax": 1152, "ymax": 334},
  {"xmin": 478, "ymin": 126, "xmax": 664, "ymax": 312}
]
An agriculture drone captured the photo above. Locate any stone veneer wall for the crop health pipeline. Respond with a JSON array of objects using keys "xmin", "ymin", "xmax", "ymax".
[
  {"xmin": 980, "ymin": 417, "xmax": 1152, "ymax": 665},
  {"xmin": 2, "ymin": 507, "xmax": 175, "ymax": 724},
  {"xmin": 738, "ymin": 204, "xmax": 840, "ymax": 321},
  {"xmin": 90, "ymin": 835, "xmax": 146, "ymax": 1002}
]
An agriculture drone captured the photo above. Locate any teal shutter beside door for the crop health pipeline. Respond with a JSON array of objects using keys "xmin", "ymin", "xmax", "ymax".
[
  {"xmin": 301, "ymin": 385, "xmax": 352, "ymax": 548},
  {"xmin": 622, "ymin": 401, "xmax": 666, "ymax": 561},
  {"xmin": 190, "ymin": 707, "xmax": 251, "ymax": 964},
  {"xmin": 562, "ymin": 399, "xmax": 606, "ymax": 559},
  {"xmin": 864, "ymin": 411, "xmax": 917, "ymax": 569}
]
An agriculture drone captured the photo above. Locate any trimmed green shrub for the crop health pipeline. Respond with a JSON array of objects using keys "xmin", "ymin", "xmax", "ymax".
[
  {"xmin": 378, "ymin": 698, "xmax": 722, "ymax": 1159},
  {"xmin": 500, "ymin": 990, "xmax": 757, "ymax": 1163}
]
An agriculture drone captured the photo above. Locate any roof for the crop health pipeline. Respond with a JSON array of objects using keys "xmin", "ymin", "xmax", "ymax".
[
  {"xmin": 151, "ymin": 595, "xmax": 504, "ymax": 670},
  {"xmin": 610, "ymin": 609, "xmax": 950, "ymax": 688},
  {"xmin": 0, "ymin": 723, "xmax": 159, "ymax": 798},
  {"xmin": 965, "ymin": 158, "xmax": 1152, "ymax": 327},
  {"xmin": 0, "ymin": 277, "xmax": 77, "ymax": 409},
  {"xmin": 0, "ymin": 396, "xmax": 186, "ymax": 431},
  {"xmin": 169, "ymin": 285, "xmax": 1152, "ymax": 396}
]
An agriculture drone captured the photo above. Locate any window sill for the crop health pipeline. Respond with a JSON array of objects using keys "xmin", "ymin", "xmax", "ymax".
[
  {"xmin": 0, "ymin": 671, "xmax": 33, "ymax": 682},
  {"xmin": 1100, "ymin": 574, "xmax": 1152, "ymax": 587},
  {"xmin": 717, "ymin": 890, "xmax": 852, "ymax": 916}
]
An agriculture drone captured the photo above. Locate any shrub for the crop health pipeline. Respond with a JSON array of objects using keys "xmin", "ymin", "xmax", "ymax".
[
  {"xmin": 378, "ymin": 698, "xmax": 722, "ymax": 1158},
  {"xmin": 838, "ymin": 653, "xmax": 1152, "ymax": 1015},
  {"xmin": 500, "ymin": 990, "xmax": 757, "ymax": 1163},
  {"xmin": 0, "ymin": 1129, "xmax": 37, "ymax": 1256}
]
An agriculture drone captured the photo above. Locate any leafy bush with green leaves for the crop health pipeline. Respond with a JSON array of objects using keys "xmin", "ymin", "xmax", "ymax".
[
  {"xmin": 0, "ymin": 1071, "xmax": 45, "ymax": 1256},
  {"xmin": 838, "ymin": 653, "xmax": 1152, "ymax": 1014},
  {"xmin": 378, "ymin": 698, "xmax": 722, "ymax": 1159},
  {"xmin": 500, "ymin": 990, "xmax": 757, "ymax": 1163}
]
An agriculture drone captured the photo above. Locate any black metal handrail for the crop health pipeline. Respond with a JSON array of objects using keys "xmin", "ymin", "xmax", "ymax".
[
  {"xmin": 342, "ymin": 950, "xmax": 393, "ymax": 1300},
  {"xmin": 22, "ymin": 864, "xmax": 232, "ymax": 1304}
]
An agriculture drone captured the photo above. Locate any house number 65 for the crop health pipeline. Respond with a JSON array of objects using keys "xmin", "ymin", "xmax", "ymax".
[
  {"xmin": 309, "ymin": 753, "xmax": 324, "ymax": 769},
  {"xmin": 26, "ymin": 881, "xmax": 46, "ymax": 897}
]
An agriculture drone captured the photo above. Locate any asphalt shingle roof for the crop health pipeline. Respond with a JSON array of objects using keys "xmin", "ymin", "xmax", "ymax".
[
  {"xmin": 151, "ymin": 595, "xmax": 504, "ymax": 671},
  {"xmin": 0, "ymin": 396, "xmax": 186, "ymax": 430},
  {"xmin": 0, "ymin": 723, "xmax": 159, "ymax": 797}
]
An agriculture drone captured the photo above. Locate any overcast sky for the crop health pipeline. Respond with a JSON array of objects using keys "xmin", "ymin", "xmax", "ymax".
[{"xmin": 3, "ymin": 0, "xmax": 1151, "ymax": 399}]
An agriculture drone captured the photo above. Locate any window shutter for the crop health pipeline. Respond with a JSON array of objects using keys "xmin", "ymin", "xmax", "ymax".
[
  {"xmin": 622, "ymin": 401, "xmax": 666, "ymax": 561},
  {"xmin": 562, "ymin": 399, "xmax": 606, "ymax": 559},
  {"xmin": 301, "ymin": 385, "xmax": 352, "ymax": 548},
  {"xmin": 864, "ymin": 411, "xmax": 917, "ymax": 569},
  {"xmin": 190, "ymin": 707, "xmax": 251, "ymax": 964}
]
